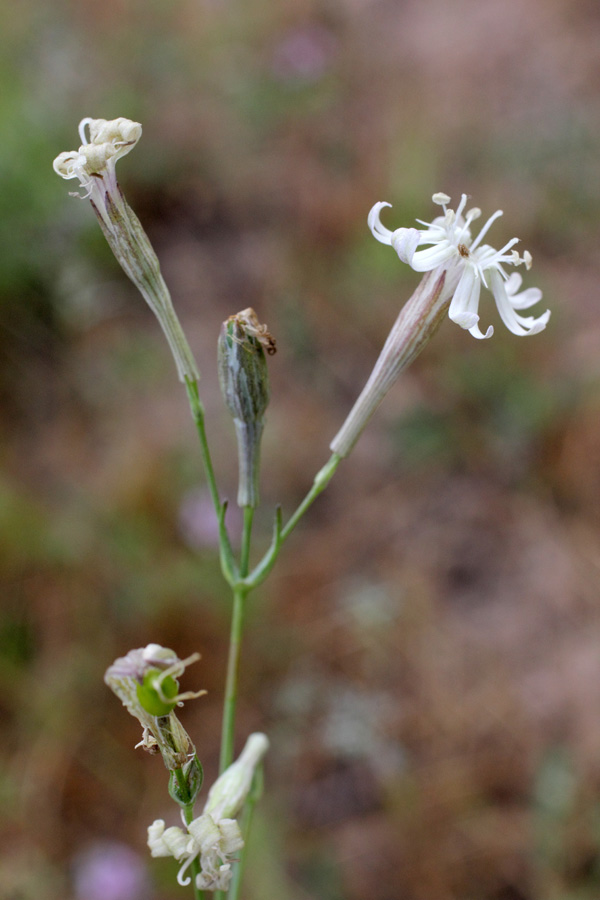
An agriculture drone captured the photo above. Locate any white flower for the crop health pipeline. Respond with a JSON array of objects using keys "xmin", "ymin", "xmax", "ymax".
[
  {"xmin": 53, "ymin": 118, "xmax": 200, "ymax": 382},
  {"xmin": 368, "ymin": 193, "xmax": 550, "ymax": 340},
  {"xmin": 148, "ymin": 814, "xmax": 243, "ymax": 892},
  {"xmin": 53, "ymin": 118, "xmax": 142, "ymax": 229},
  {"xmin": 147, "ymin": 733, "xmax": 269, "ymax": 892}
]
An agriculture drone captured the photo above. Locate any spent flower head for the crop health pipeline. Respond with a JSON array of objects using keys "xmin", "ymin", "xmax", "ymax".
[
  {"xmin": 53, "ymin": 118, "xmax": 199, "ymax": 381},
  {"xmin": 105, "ymin": 644, "xmax": 205, "ymax": 770},
  {"xmin": 369, "ymin": 192, "xmax": 550, "ymax": 340},
  {"xmin": 53, "ymin": 118, "xmax": 142, "ymax": 221}
]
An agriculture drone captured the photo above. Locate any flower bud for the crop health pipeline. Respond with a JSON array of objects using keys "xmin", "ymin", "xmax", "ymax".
[
  {"xmin": 217, "ymin": 309, "xmax": 274, "ymax": 508},
  {"xmin": 169, "ymin": 754, "xmax": 204, "ymax": 808},
  {"xmin": 204, "ymin": 732, "xmax": 269, "ymax": 821}
]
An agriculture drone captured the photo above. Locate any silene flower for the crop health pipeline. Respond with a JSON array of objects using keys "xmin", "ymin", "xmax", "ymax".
[
  {"xmin": 148, "ymin": 814, "xmax": 243, "ymax": 892},
  {"xmin": 368, "ymin": 192, "xmax": 550, "ymax": 340},
  {"xmin": 147, "ymin": 733, "xmax": 269, "ymax": 892},
  {"xmin": 53, "ymin": 117, "xmax": 142, "ymax": 222},
  {"xmin": 329, "ymin": 191, "xmax": 551, "ymax": 458},
  {"xmin": 105, "ymin": 644, "xmax": 205, "ymax": 770},
  {"xmin": 53, "ymin": 118, "xmax": 199, "ymax": 382}
]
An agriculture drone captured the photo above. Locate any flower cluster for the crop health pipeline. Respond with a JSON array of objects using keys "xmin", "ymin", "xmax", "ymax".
[
  {"xmin": 148, "ymin": 815, "xmax": 243, "ymax": 892},
  {"xmin": 148, "ymin": 733, "xmax": 269, "ymax": 893},
  {"xmin": 368, "ymin": 192, "xmax": 550, "ymax": 339}
]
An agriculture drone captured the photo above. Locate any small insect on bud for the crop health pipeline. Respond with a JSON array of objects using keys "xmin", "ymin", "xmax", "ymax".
[{"xmin": 218, "ymin": 308, "xmax": 274, "ymax": 508}]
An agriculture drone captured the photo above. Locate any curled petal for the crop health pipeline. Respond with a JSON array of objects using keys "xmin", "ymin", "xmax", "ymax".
[
  {"xmin": 390, "ymin": 228, "xmax": 421, "ymax": 265},
  {"xmin": 504, "ymin": 273, "xmax": 544, "ymax": 310},
  {"xmin": 489, "ymin": 269, "xmax": 550, "ymax": 336},
  {"xmin": 53, "ymin": 150, "xmax": 86, "ymax": 180},
  {"xmin": 448, "ymin": 268, "xmax": 493, "ymax": 338},
  {"xmin": 468, "ymin": 321, "xmax": 494, "ymax": 340},
  {"xmin": 148, "ymin": 821, "xmax": 190, "ymax": 860},
  {"xmin": 368, "ymin": 202, "xmax": 395, "ymax": 244},
  {"xmin": 448, "ymin": 267, "xmax": 479, "ymax": 328}
]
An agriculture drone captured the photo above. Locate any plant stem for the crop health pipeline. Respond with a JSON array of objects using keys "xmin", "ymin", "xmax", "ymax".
[
  {"xmin": 219, "ymin": 502, "xmax": 254, "ymax": 774},
  {"xmin": 219, "ymin": 584, "xmax": 248, "ymax": 774},
  {"xmin": 185, "ymin": 378, "xmax": 222, "ymax": 520},
  {"xmin": 240, "ymin": 506, "xmax": 254, "ymax": 576},
  {"xmin": 281, "ymin": 452, "xmax": 341, "ymax": 540}
]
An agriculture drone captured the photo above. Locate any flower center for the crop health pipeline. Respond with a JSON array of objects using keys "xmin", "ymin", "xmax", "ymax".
[{"xmin": 458, "ymin": 243, "xmax": 470, "ymax": 258}]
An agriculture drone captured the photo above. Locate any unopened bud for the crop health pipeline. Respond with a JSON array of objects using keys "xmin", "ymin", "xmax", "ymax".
[
  {"xmin": 169, "ymin": 754, "xmax": 204, "ymax": 808},
  {"xmin": 204, "ymin": 732, "xmax": 269, "ymax": 821},
  {"xmin": 218, "ymin": 309, "xmax": 273, "ymax": 508}
]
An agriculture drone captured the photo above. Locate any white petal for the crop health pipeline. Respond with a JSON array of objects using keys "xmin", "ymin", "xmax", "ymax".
[
  {"xmin": 489, "ymin": 269, "xmax": 550, "ymax": 336},
  {"xmin": 408, "ymin": 241, "xmax": 456, "ymax": 272},
  {"xmin": 368, "ymin": 202, "xmax": 395, "ymax": 245},
  {"xmin": 508, "ymin": 286, "xmax": 544, "ymax": 310},
  {"xmin": 504, "ymin": 272, "xmax": 523, "ymax": 294},
  {"xmin": 390, "ymin": 228, "xmax": 421, "ymax": 265},
  {"xmin": 448, "ymin": 266, "xmax": 481, "ymax": 329},
  {"xmin": 468, "ymin": 322, "xmax": 494, "ymax": 340}
]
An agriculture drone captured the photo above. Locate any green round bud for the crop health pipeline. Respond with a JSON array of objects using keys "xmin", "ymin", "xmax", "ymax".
[{"xmin": 136, "ymin": 668, "xmax": 179, "ymax": 716}]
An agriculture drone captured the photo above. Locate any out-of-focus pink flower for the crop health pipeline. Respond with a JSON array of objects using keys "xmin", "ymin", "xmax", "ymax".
[
  {"xmin": 72, "ymin": 841, "xmax": 150, "ymax": 900},
  {"xmin": 271, "ymin": 25, "xmax": 337, "ymax": 84},
  {"xmin": 179, "ymin": 487, "xmax": 242, "ymax": 550}
]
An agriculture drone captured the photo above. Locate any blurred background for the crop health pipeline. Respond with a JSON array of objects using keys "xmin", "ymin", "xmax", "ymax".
[{"xmin": 2, "ymin": 0, "xmax": 600, "ymax": 897}]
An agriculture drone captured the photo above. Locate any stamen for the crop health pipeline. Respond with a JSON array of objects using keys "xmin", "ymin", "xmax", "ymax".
[
  {"xmin": 454, "ymin": 194, "xmax": 469, "ymax": 221},
  {"xmin": 470, "ymin": 209, "xmax": 503, "ymax": 251},
  {"xmin": 177, "ymin": 854, "xmax": 197, "ymax": 887}
]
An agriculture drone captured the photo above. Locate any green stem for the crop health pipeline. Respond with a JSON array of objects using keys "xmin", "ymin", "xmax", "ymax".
[
  {"xmin": 185, "ymin": 378, "xmax": 222, "ymax": 520},
  {"xmin": 240, "ymin": 506, "xmax": 254, "ymax": 576},
  {"xmin": 242, "ymin": 453, "xmax": 341, "ymax": 591},
  {"xmin": 280, "ymin": 453, "xmax": 341, "ymax": 540},
  {"xmin": 185, "ymin": 378, "xmax": 237, "ymax": 583},
  {"xmin": 219, "ymin": 584, "xmax": 247, "ymax": 774},
  {"xmin": 219, "ymin": 504, "xmax": 254, "ymax": 774}
]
